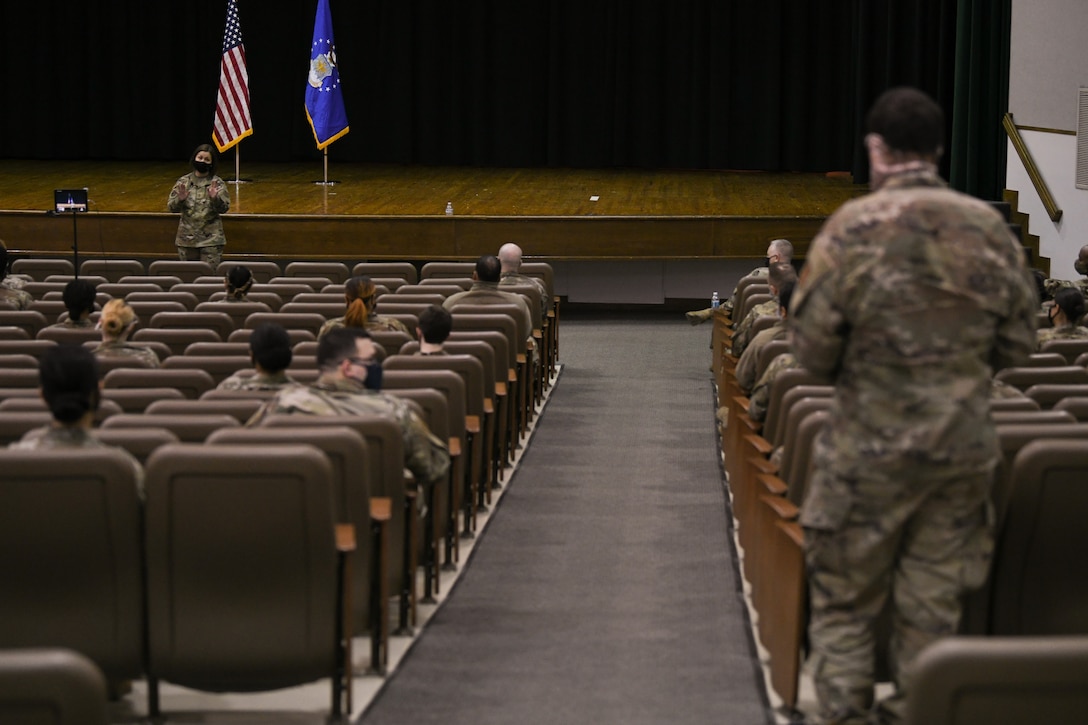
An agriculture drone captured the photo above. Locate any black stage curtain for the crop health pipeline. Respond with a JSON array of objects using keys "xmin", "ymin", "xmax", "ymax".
[{"xmin": 0, "ymin": 1, "xmax": 1009, "ymax": 194}]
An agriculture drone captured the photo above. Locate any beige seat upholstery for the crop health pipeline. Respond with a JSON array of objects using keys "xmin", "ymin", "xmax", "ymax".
[
  {"xmin": 161, "ymin": 354, "xmax": 252, "ymax": 385},
  {"xmin": 148, "ymin": 311, "xmax": 235, "ymax": 341},
  {"xmin": 285, "ymin": 261, "xmax": 351, "ymax": 284},
  {"xmin": 146, "ymin": 397, "xmax": 263, "ymax": 423},
  {"xmin": 11, "ymin": 258, "xmax": 75, "ymax": 280},
  {"xmin": 94, "ymin": 427, "xmax": 180, "ymax": 465},
  {"xmin": 0, "ymin": 326, "xmax": 31, "ymax": 340},
  {"xmin": 144, "ymin": 443, "xmax": 352, "ymax": 718},
  {"xmin": 0, "ymin": 311, "xmax": 49, "ymax": 338},
  {"xmin": 420, "ymin": 262, "xmax": 475, "ymax": 280},
  {"xmin": 102, "ymin": 368, "xmax": 216, "ymax": 399},
  {"xmin": 352, "ymin": 262, "xmax": 419, "ymax": 285},
  {"xmin": 100, "ymin": 412, "xmax": 238, "ymax": 442},
  {"xmin": 36, "ymin": 326, "xmax": 101, "ymax": 345},
  {"xmin": 0, "ymin": 648, "xmax": 109, "ymax": 725},
  {"xmin": 0, "ymin": 411, "xmax": 53, "ymax": 445},
  {"xmin": 0, "ymin": 396, "xmax": 123, "ymax": 424},
  {"xmin": 1023, "ymin": 383, "xmax": 1088, "ymax": 409},
  {"xmin": 182, "ymin": 341, "xmax": 251, "ymax": 357},
  {"xmin": 228, "ymin": 326, "xmax": 314, "ymax": 345},
  {"xmin": 207, "ymin": 289, "xmax": 284, "ymax": 311},
  {"xmin": 244, "ymin": 311, "xmax": 327, "ymax": 336},
  {"xmin": 120, "ymin": 275, "xmax": 185, "ymax": 289},
  {"xmin": 0, "ymin": 449, "xmax": 145, "ymax": 687},
  {"xmin": 1053, "ymin": 396, "xmax": 1088, "ymax": 421},
  {"xmin": 125, "ymin": 300, "xmax": 187, "ymax": 320},
  {"xmin": 79, "ymin": 258, "xmax": 145, "ymax": 282},
  {"xmin": 168, "ymin": 283, "xmax": 226, "ymax": 304},
  {"xmin": 147, "ymin": 259, "xmax": 214, "ymax": 282},
  {"xmin": 906, "ymin": 636, "xmax": 1088, "ymax": 725},
  {"xmin": 396, "ymin": 283, "xmax": 465, "ymax": 297},
  {"xmin": 0, "ymin": 352, "xmax": 39, "ymax": 368},
  {"xmin": 268, "ymin": 276, "xmax": 330, "ymax": 292},
  {"xmin": 279, "ymin": 301, "xmax": 346, "ymax": 318},
  {"xmin": 101, "ymin": 386, "xmax": 185, "ymax": 413},
  {"xmin": 124, "ymin": 291, "xmax": 200, "ymax": 310},
  {"xmin": 994, "ymin": 365, "xmax": 1088, "ymax": 391},
  {"xmin": 195, "ymin": 300, "xmax": 273, "ymax": 330}
]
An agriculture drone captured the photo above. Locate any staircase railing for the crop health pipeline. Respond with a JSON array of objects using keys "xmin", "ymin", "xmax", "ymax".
[{"xmin": 1003, "ymin": 113, "xmax": 1062, "ymax": 222}]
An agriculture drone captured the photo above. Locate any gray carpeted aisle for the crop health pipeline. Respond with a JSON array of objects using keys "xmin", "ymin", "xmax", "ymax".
[{"xmin": 359, "ymin": 315, "xmax": 770, "ymax": 725}]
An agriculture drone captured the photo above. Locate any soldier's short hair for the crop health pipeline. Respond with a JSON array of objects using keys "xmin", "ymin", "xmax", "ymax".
[
  {"xmin": 317, "ymin": 326, "xmax": 371, "ymax": 369},
  {"xmin": 62, "ymin": 278, "xmax": 97, "ymax": 318},
  {"xmin": 866, "ymin": 87, "xmax": 944, "ymax": 156},
  {"xmin": 769, "ymin": 238, "xmax": 794, "ymax": 261},
  {"xmin": 1054, "ymin": 287, "xmax": 1086, "ymax": 325},
  {"xmin": 250, "ymin": 322, "xmax": 292, "ymax": 373},
  {"xmin": 418, "ymin": 305, "xmax": 452, "ymax": 344},
  {"xmin": 769, "ymin": 261, "xmax": 797, "ymax": 291},
  {"xmin": 475, "ymin": 255, "xmax": 502, "ymax": 283}
]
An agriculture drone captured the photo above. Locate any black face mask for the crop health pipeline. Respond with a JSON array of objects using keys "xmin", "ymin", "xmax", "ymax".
[
  {"xmin": 1048, "ymin": 307, "xmax": 1059, "ymax": 328},
  {"xmin": 363, "ymin": 362, "xmax": 383, "ymax": 390},
  {"xmin": 193, "ymin": 161, "xmax": 212, "ymax": 174},
  {"xmin": 764, "ymin": 257, "xmax": 772, "ymax": 268}
]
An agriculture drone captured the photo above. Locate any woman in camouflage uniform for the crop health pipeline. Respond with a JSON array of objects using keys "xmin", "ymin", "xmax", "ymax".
[
  {"xmin": 93, "ymin": 299, "xmax": 160, "ymax": 368},
  {"xmin": 167, "ymin": 144, "xmax": 230, "ymax": 268},
  {"xmin": 317, "ymin": 275, "xmax": 409, "ymax": 339},
  {"xmin": 1036, "ymin": 287, "xmax": 1088, "ymax": 349}
]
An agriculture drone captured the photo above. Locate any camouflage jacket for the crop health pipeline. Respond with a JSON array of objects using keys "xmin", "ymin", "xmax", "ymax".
[
  {"xmin": 735, "ymin": 321, "xmax": 788, "ymax": 394},
  {"xmin": 1035, "ymin": 323, "xmax": 1088, "ymax": 349},
  {"xmin": 167, "ymin": 172, "xmax": 230, "ymax": 248},
  {"xmin": 790, "ymin": 168, "xmax": 1037, "ymax": 477},
  {"xmin": 317, "ymin": 314, "xmax": 410, "ymax": 340},
  {"xmin": 10, "ymin": 426, "xmax": 145, "ymax": 498},
  {"xmin": 218, "ymin": 369, "xmax": 296, "ymax": 391},
  {"xmin": 93, "ymin": 340, "xmax": 161, "ymax": 368},
  {"xmin": 722, "ymin": 266, "xmax": 768, "ymax": 313},
  {"xmin": 748, "ymin": 352, "xmax": 800, "ymax": 423},
  {"xmin": 247, "ymin": 374, "xmax": 450, "ymax": 485},
  {"xmin": 731, "ymin": 299, "xmax": 779, "ymax": 357},
  {"xmin": 0, "ymin": 285, "xmax": 31, "ymax": 310}
]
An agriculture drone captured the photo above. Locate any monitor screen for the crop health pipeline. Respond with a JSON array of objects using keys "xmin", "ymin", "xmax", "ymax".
[{"xmin": 54, "ymin": 188, "xmax": 89, "ymax": 213}]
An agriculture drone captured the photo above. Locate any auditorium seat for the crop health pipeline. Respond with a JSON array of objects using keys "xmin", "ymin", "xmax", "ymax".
[
  {"xmin": 79, "ymin": 258, "xmax": 145, "ymax": 282},
  {"xmin": 120, "ymin": 275, "xmax": 184, "ymax": 289},
  {"xmin": 367, "ymin": 330, "xmax": 414, "ymax": 359},
  {"xmin": 279, "ymin": 301, "xmax": 346, "ymax": 318},
  {"xmin": 395, "ymin": 283, "xmax": 465, "ymax": 298},
  {"xmin": 0, "ymin": 353, "xmax": 39, "ymax": 368},
  {"xmin": 988, "ymin": 437, "xmax": 1088, "ymax": 636},
  {"xmin": 0, "ymin": 326, "xmax": 30, "ymax": 340},
  {"xmin": 94, "ymin": 426, "xmax": 180, "ymax": 465},
  {"xmin": 215, "ymin": 259, "xmax": 281, "ymax": 283},
  {"xmin": 1023, "ymin": 352, "xmax": 1069, "ymax": 368},
  {"xmin": 208, "ymin": 289, "xmax": 284, "ymax": 311},
  {"xmin": 290, "ymin": 292, "xmax": 347, "ymax": 305},
  {"xmin": 994, "ymin": 365, "xmax": 1088, "ymax": 391},
  {"xmin": 145, "ymin": 397, "xmax": 263, "ymax": 424},
  {"xmin": 195, "ymin": 300, "xmax": 273, "ymax": 329},
  {"xmin": 101, "ymin": 386, "xmax": 185, "ymax": 413},
  {"xmin": 102, "ymin": 368, "xmax": 216, "ymax": 399},
  {"xmin": 269, "ymin": 276, "xmax": 331, "ymax": 292},
  {"xmin": 0, "ymin": 393, "xmax": 122, "ymax": 424},
  {"xmin": 0, "ymin": 310, "xmax": 49, "ymax": 338},
  {"xmin": 126, "ymin": 300, "xmax": 187, "ymax": 320},
  {"xmin": 1023, "ymin": 383, "xmax": 1088, "ymax": 409},
  {"xmin": 125, "ymin": 290, "xmax": 200, "ymax": 310},
  {"xmin": 206, "ymin": 425, "xmax": 389, "ymax": 664},
  {"xmin": 421, "ymin": 262, "xmax": 475, "ymax": 280},
  {"xmin": 143, "ymin": 443, "xmax": 353, "ymax": 718},
  {"xmin": 353, "ymin": 262, "xmax": 419, "ymax": 285},
  {"xmin": 28, "ymin": 299, "xmax": 67, "ymax": 323},
  {"xmin": 44, "ymin": 275, "xmax": 108, "ymax": 288},
  {"xmin": 244, "ymin": 311, "xmax": 326, "ymax": 336},
  {"xmin": 0, "ymin": 448, "xmax": 145, "ymax": 692},
  {"xmin": 37, "ymin": 325, "xmax": 101, "ymax": 345},
  {"xmin": 0, "ymin": 411, "xmax": 54, "ymax": 445},
  {"xmin": 147, "ymin": 259, "xmax": 213, "ymax": 282},
  {"xmin": 0, "ymin": 339, "xmax": 57, "ymax": 358},
  {"xmin": 285, "ymin": 261, "xmax": 350, "ymax": 284},
  {"xmin": 0, "ymin": 648, "xmax": 109, "ymax": 725},
  {"xmin": 388, "ymin": 293, "xmax": 446, "ymax": 307},
  {"xmin": 149, "ymin": 310, "xmax": 235, "ymax": 341},
  {"xmin": 168, "ymin": 283, "xmax": 226, "ymax": 304},
  {"xmin": 11, "ymin": 258, "xmax": 75, "ymax": 280},
  {"xmin": 420, "ymin": 277, "xmax": 472, "ymax": 290},
  {"xmin": 906, "ymin": 636, "xmax": 1088, "ymax": 725},
  {"xmin": 1053, "ymin": 396, "xmax": 1088, "ymax": 421},
  {"xmin": 100, "ymin": 412, "xmax": 239, "ymax": 442},
  {"xmin": 132, "ymin": 327, "xmax": 221, "ymax": 357},
  {"xmin": 229, "ymin": 326, "xmax": 314, "ymax": 345}
]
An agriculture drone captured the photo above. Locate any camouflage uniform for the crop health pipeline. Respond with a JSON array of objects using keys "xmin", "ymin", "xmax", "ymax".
[
  {"xmin": 445, "ymin": 280, "xmax": 537, "ymax": 362},
  {"xmin": 2, "ymin": 276, "xmax": 28, "ymax": 291},
  {"xmin": 0, "ymin": 284, "xmax": 31, "ymax": 310},
  {"xmin": 317, "ymin": 314, "xmax": 410, "ymax": 340},
  {"xmin": 167, "ymin": 172, "xmax": 229, "ymax": 268},
  {"xmin": 735, "ymin": 320, "xmax": 787, "ymax": 394},
  {"xmin": 247, "ymin": 375, "xmax": 450, "ymax": 487},
  {"xmin": 1035, "ymin": 323, "xmax": 1088, "ymax": 349},
  {"xmin": 730, "ymin": 298, "xmax": 779, "ymax": 357},
  {"xmin": 218, "ymin": 369, "xmax": 296, "ymax": 392},
  {"xmin": 93, "ymin": 340, "xmax": 161, "ymax": 369},
  {"xmin": 722, "ymin": 266, "xmax": 769, "ymax": 314},
  {"xmin": 748, "ymin": 351, "xmax": 800, "ymax": 423},
  {"xmin": 989, "ymin": 378, "xmax": 1026, "ymax": 400},
  {"xmin": 10, "ymin": 426, "xmax": 144, "ymax": 498},
  {"xmin": 1042, "ymin": 277, "xmax": 1088, "ymax": 300},
  {"xmin": 500, "ymin": 270, "xmax": 549, "ymax": 318},
  {"xmin": 790, "ymin": 167, "xmax": 1037, "ymax": 723}
]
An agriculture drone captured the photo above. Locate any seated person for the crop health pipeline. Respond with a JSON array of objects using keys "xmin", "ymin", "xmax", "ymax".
[
  {"xmin": 247, "ymin": 327, "xmax": 450, "ymax": 493},
  {"xmin": 415, "ymin": 304, "xmax": 452, "ymax": 355},
  {"xmin": 10, "ymin": 344, "xmax": 143, "ymax": 494},
  {"xmin": 318, "ymin": 275, "xmax": 409, "ymax": 339},
  {"xmin": 686, "ymin": 238, "xmax": 794, "ymax": 323},
  {"xmin": 1043, "ymin": 244, "xmax": 1088, "ymax": 300},
  {"xmin": 730, "ymin": 261, "xmax": 797, "ymax": 357},
  {"xmin": 1036, "ymin": 287, "xmax": 1088, "ymax": 348},
  {"xmin": 498, "ymin": 242, "xmax": 549, "ymax": 318},
  {"xmin": 223, "ymin": 264, "xmax": 254, "ymax": 301},
  {"xmin": 51, "ymin": 278, "xmax": 97, "ymax": 328},
  {"xmin": 218, "ymin": 322, "xmax": 297, "ymax": 391},
  {"xmin": 0, "ymin": 240, "xmax": 31, "ymax": 310},
  {"xmin": 735, "ymin": 280, "xmax": 794, "ymax": 394},
  {"xmin": 93, "ymin": 298, "xmax": 160, "ymax": 368},
  {"xmin": 444, "ymin": 254, "xmax": 535, "ymax": 363}
]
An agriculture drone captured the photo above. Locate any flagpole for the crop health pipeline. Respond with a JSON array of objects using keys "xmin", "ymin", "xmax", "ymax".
[
  {"xmin": 226, "ymin": 145, "xmax": 251, "ymax": 185},
  {"xmin": 314, "ymin": 148, "xmax": 337, "ymax": 186}
]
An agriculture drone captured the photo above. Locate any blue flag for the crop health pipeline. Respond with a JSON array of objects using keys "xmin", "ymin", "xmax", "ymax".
[{"xmin": 305, "ymin": 0, "xmax": 349, "ymax": 150}]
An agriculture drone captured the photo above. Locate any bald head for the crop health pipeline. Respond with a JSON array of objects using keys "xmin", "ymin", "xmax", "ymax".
[
  {"xmin": 1076, "ymin": 245, "xmax": 1088, "ymax": 277},
  {"xmin": 498, "ymin": 243, "xmax": 524, "ymax": 273}
]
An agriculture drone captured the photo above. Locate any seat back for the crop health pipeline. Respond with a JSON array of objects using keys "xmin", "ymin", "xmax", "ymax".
[
  {"xmin": 1023, "ymin": 383, "xmax": 1088, "ymax": 409},
  {"xmin": 36, "ymin": 326, "xmax": 101, "ymax": 345},
  {"xmin": 994, "ymin": 365, "xmax": 1088, "ymax": 391},
  {"xmin": 285, "ymin": 261, "xmax": 350, "ymax": 284},
  {"xmin": 161, "ymin": 355, "xmax": 252, "ymax": 385},
  {"xmin": 352, "ymin": 262, "xmax": 419, "ymax": 285},
  {"xmin": 94, "ymin": 427, "xmax": 180, "ymax": 465},
  {"xmin": 208, "ymin": 290, "xmax": 284, "ymax": 311},
  {"xmin": 988, "ymin": 396, "xmax": 1040, "ymax": 412},
  {"xmin": 144, "ymin": 443, "xmax": 342, "ymax": 694},
  {"xmin": 216, "ymin": 260, "xmax": 281, "ymax": 283},
  {"xmin": 0, "ymin": 411, "xmax": 54, "ymax": 445},
  {"xmin": 397, "ymin": 283, "xmax": 465, "ymax": 297},
  {"xmin": 990, "ymin": 438, "xmax": 1088, "ymax": 635},
  {"xmin": 0, "ymin": 648, "xmax": 109, "ymax": 725},
  {"xmin": 102, "ymin": 368, "xmax": 217, "ymax": 399},
  {"xmin": 149, "ymin": 311, "xmax": 235, "ymax": 341},
  {"xmin": 100, "ymin": 386, "xmax": 185, "ymax": 413},
  {"xmin": 421, "ymin": 262, "xmax": 475, "ymax": 280},
  {"xmin": 0, "ymin": 311, "xmax": 49, "ymax": 338},
  {"xmin": 0, "ymin": 397, "xmax": 123, "ymax": 424},
  {"xmin": 100, "ymin": 413, "xmax": 238, "ymax": 442},
  {"xmin": 11, "ymin": 258, "xmax": 75, "ymax": 280},
  {"xmin": 244, "ymin": 312, "xmax": 327, "ymax": 336},
  {"xmin": 168, "ymin": 283, "xmax": 226, "ymax": 304},
  {"xmin": 146, "ymin": 397, "xmax": 263, "ymax": 424},
  {"xmin": 764, "ymin": 379, "xmax": 833, "ymax": 449},
  {"xmin": 132, "ymin": 327, "xmax": 221, "ymax": 356},
  {"xmin": 79, "ymin": 259, "xmax": 145, "ymax": 282},
  {"xmin": 124, "ymin": 291, "xmax": 200, "ymax": 310},
  {"xmin": 1053, "ymin": 396, "xmax": 1088, "ymax": 421},
  {"xmin": 147, "ymin": 260, "xmax": 214, "ymax": 282},
  {"xmin": 195, "ymin": 301, "xmax": 273, "ymax": 330},
  {"xmin": 517, "ymin": 262, "xmax": 555, "ymax": 300},
  {"xmin": 906, "ymin": 636, "xmax": 1088, "ymax": 725},
  {"xmin": 119, "ymin": 275, "xmax": 184, "ymax": 290},
  {"xmin": 0, "ymin": 353, "xmax": 39, "ymax": 368},
  {"xmin": 0, "ymin": 449, "xmax": 144, "ymax": 680}
]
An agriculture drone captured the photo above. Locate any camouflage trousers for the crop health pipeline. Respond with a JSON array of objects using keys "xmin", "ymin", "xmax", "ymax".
[
  {"xmin": 177, "ymin": 244, "xmax": 223, "ymax": 269},
  {"xmin": 803, "ymin": 466, "xmax": 995, "ymax": 724}
]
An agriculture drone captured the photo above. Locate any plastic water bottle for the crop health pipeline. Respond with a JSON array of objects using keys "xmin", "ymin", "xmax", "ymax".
[
  {"xmin": 445, "ymin": 201, "xmax": 454, "ymax": 216},
  {"xmin": 711, "ymin": 291, "xmax": 720, "ymax": 309}
]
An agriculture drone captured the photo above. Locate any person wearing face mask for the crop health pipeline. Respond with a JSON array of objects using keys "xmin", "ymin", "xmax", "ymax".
[
  {"xmin": 1036, "ymin": 287, "xmax": 1088, "ymax": 348},
  {"xmin": 1042, "ymin": 244, "xmax": 1088, "ymax": 301},
  {"xmin": 246, "ymin": 326, "xmax": 449, "ymax": 490},
  {"xmin": 167, "ymin": 143, "xmax": 230, "ymax": 268},
  {"xmin": 790, "ymin": 87, "xmax": 1037, "ymax": 725}
]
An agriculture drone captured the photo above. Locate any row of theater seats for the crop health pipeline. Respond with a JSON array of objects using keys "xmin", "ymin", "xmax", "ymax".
[
  {"xmin": 0, "ymin": 256, "xmax": 561, "ymax": 721},
  {"xmin": 712, "ymin": 274, "xmax": 1088, "ymax": 723}
]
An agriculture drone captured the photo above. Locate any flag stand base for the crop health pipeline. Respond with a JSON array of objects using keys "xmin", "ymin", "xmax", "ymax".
[
  {"xmin": 227, "ymin": 179, "xmax": 253, "ymax": 185},
  {"xmin": 312, "ymin": 180, "xmax": 339, "ymax": 186}
]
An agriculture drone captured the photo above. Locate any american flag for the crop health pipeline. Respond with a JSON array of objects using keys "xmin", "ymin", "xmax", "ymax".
[{"xmin": 212, "ymin": 0, "xmax": 252, "ymax": 152}]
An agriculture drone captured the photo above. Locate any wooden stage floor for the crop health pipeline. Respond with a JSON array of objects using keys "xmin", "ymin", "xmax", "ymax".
[{"xmin": 0, "ymin": 161, "xmax": 863, "ymax": 262}]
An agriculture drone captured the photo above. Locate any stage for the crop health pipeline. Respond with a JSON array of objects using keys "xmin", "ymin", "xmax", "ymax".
[{"xmin": 0, "ymin": 160, "xmax": 861, "ymax": 259}]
